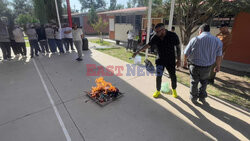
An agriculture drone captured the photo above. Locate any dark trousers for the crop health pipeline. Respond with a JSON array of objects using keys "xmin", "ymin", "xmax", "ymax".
[
  {"xmin": 48, "ymin": 39, "xmax": 57, "ymax": 53},
  {"xmin": 16, "ymin": 42, "xmax": 26, "ymax": 56},
  {"xmin": 10, "ymin": 40, "xmax": 20, "ymax": 55},
  {"xmin": 189, "ymin": 64, "xmax": 211, "ymax": 99},
  {"xmin": 64, "ymin": 38, "xmax": 74, "ymax": 51},
  {"xmin": 29, "ymin": 40, "xmax": 40, "ymax": 57},
  {"xmin": 55, "ymin": 39, "xmax": 64, "ymax": 53},
  {"xmin": 156, "ymin": 64, "xmax": 177, "ymax": 91},
  {"xmin": 39, "ymin": 40, "xmax": 50, "ymax": 53},
  {"xmin": 127, "ymin": 39, "xmax": 133, "ymax": 50},
  {"xmin": 208, "ymin": 63, "xmax": 217, "ymax": 83},
  {"xmin": 0, "ymin": 42, "xmax": 11, "ymax": 59},
  {"xmin": 62, "ymin": 38, "xmax": 67, "ymax": 51}
]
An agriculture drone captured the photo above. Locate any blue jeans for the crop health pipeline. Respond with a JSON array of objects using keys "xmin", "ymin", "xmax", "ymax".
[
  {"xmin": 55, "ymin": 39, "xmax": 64, "ymax": 53},
  {"xmin": 29, "ymin": 40, "xmax": 40, "ymax": 57},
  {"xmin": 48, "ymin": 39, "xmax": 56, "ymax": 53}
]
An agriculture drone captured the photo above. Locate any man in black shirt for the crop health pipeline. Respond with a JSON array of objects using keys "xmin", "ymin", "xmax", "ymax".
[
  {"xmin": 36, "ymin": 24, "xmax": 49, "ymax": 54},
  {"xmin": 133, "ymin": 23, "xmax": 181, "ymax": 98}
]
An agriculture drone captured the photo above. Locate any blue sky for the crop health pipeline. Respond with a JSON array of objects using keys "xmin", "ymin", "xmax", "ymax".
[{"xmin": 70, "ymin": 0, "xmax": 129, "ymax": 11}]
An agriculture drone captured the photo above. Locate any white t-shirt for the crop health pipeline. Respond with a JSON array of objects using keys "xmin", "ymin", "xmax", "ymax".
[
  {"xmin": 61, "ymin": 28, "xmax": 65, "ymax": 39},
  {"xmin": 72, "ymin": 28, "xmax": 83, "ymax": 41},
  {"xmin": 13, "ymin": 28, "xmax": 25, "ymax": 43},
  {"xmin": 64, "ymin": 27, "xmax": 73, "ymax": 38},
  {"xmin": 45, "ymin": 27, "xmax": 55, "ymax": 39},
  {"xmin": 128, "ymin": 31, "xmax": 134, "ymax": 40},
  {"xmin": 26, "ymin": 28, "xmax": 38, "ymax": 40},
  {"xmin": 55, "ymin": 28, "xmax": 62, "ymax": 40}
]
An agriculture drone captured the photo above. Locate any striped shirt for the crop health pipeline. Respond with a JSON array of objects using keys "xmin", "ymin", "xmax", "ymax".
[{"xmin": 184, "ymin": 32, "xmax": 223, "ymax": 66}]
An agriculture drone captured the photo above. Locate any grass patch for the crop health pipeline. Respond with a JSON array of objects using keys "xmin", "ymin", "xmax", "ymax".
[
  {"xmin": 96, "ymin": 47, "xmax": 250, "ymax": 109},
  {"xmin": 89, "ymin": 39, "xmax": 111, "ymax": 46},
  {"xmin": 96, "ymin": 47, "xmax": 156, "ymax": 64}
]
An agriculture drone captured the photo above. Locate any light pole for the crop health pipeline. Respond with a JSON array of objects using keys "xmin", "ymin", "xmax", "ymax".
[
  {"xmin": 55, "ymin": 0, "xmax": 61, "ymax": 28},
  {"xmin": 145, "ymin": 0, "xmax": 152, "ymax": 60}
]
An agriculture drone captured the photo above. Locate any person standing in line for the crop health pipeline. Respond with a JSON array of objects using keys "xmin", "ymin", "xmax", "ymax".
[
  {"xmin": 72, "ymin": 23, "xmax": 84, "ymax": 61},
  {"xmin": 61, "ymin": 23, "xmax": 68, "ymax": 52},
  {"xmin": 0, "ymin": 18, "xmax": 12, "ymax": 61},
  {"xmin": 126, "ymin": 30, "xmax": 134, "ymax": 52},
  {"xmin": 184, "ymin": 24, "xmax": 223, "ymax": 104},
  {"xmin": 25, "ymin": 24, "xmax": 40, "ymax": 58},
  {"xmin": 54, "ymin": 25, "xmax": 65, "ymax": 54},
  {"xmin": 9, "ymin": 25, "xmax": 21, "ymax": 57},
  {"xmin": 141, "ymin": 29, "xmax": 147, "ymax": 45},
  {"xmin": 12, "ymin": 24, "xmax": 26, "ymax": 57},
  {"xmin": 45, "ymin": 24, "xmax": 57, "ymax": 54},
  {"xmin": 64, "ymin": 24, "xmax": 74, "ymax": 52},
  {"xmin": 133, "ymin": 23, "xmax": 181, "ymax": 98},
  {"xmin": 36, "ymin": 23, "xmax": 50, "ymax": 55},
  {"xmin": 208, "ymin": 23, "xmax": 232, "ymax": 84}
]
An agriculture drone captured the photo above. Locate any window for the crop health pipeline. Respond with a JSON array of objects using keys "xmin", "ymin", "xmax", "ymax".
[
  {"xmin": 121, "ymin": 16, "xmax": 126, "ymax": 23},
  {"xmin": 115, "ymin": 16, "xmax": 120, "ymax": 23}
]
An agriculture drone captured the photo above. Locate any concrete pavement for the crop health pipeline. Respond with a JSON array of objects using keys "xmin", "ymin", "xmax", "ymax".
[{"xmin": 0, "ymin": 46, "xmax": 249, "ymax": 141}]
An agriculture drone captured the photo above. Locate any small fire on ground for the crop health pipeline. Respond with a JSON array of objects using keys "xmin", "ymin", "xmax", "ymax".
[{"xmin": 86, "ymin": 77, "xmax": 122, "ymax": 105}]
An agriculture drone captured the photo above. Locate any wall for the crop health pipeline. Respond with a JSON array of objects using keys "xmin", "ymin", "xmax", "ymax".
[
  {"xmin": 115, "ymin": 24, "xmax": 133, "ymax": 42},
  {"xmin": 224, "ymin": 12, "xmax": 250, "ymax": 64}
]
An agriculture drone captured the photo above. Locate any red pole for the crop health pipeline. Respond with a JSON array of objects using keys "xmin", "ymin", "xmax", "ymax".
[{"xmin": 66, "ymin": 0, "xmax": 72, "ymax": 27}]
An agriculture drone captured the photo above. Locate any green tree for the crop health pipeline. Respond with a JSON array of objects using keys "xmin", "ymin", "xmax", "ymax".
[
  {"xmin": 33, "ymin": 0, "xmax": 47, "ymax": 24},
  {"xmin": 15, "ymin": 13, "xmax": 39, "ymax": 26},
  {"xmin": 127, "ymin": 0, "xmax": 132, "ymax": 8},
  {"xmin": 116, "ymin": 4, "xmax": 124, "ymax": 9},
  {"xmin": 91, "ymin": 17, "xmax": 108, "ymax": 42},
  {"xmin": 43, "ymin": 0, "xmax": 63, "ymax": 23},
  {"xmin": 163, "ymin": 0, "xmax": 250, "ymax": 46},
  {"xmin": 0, "ymin": 0, "xmax": 9, "ymax": 16},
  {"xmin": 109, "ymin": 0, "xmax": 116, "ymax": 10},
  {"xmin": 11, "ymin": 0, "xmax": 33, "ymax": 17},
  {"xmin": 79, "ymin": 0, "xmax": 106, "ymax": 10},
  {"xmin": 216, "ymin": 0, "xmax": 250, "ymax": 24},
  {"xmin": 88, "ymin": 5, "xmax": 98, "ymax": 25},
  {"xmin": 126, "ymin": 0, "xmax": 138, "ymax": 8}
]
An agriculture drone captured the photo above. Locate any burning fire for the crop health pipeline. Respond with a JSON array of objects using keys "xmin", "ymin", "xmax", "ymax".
[{"xmin": 90, "ymin": 77, "xmax": 119, "ymax": 102}]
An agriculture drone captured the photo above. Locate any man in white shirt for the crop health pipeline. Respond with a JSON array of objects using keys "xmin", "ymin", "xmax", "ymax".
[
  {"xmin": 0, "ymin": 19, "xmax": 11, "ymax": 60},
  {"xmin": 127, "ymin": 30, "xmax": 134, "ymax": 51},
  {"xmin": 54, "ymin": 25, "xmax": 65, "ymax": 54},
  {"xmin": 64, "ymin": 24, "xmax": 74, "ymax": 51},
  {"xmin": 13, "ymin": 25, "xmax": 26, "ymax": 56},
  {"xmin": 45, "ymin": 24, "xmax": 57, "ymax": 53},
  {"xmin": 72, "ymin": 23, "xmax": 83, "ymax": 61},
  {"xmin": 25, "ymin": 24, "xmax": 40, "ymax": 58}
]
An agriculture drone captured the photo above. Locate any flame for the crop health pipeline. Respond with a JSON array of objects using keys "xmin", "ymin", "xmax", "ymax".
[{"xmin": 91, "ymin": 77, "xmax": 117, "ymax": 97}]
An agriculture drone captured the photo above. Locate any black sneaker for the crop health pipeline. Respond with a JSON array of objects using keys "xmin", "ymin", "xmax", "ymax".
[
  {"xmin": 190, "ymin": 96, "xmax": 198, "ymax": 105},
  {"xmin": 76, "ymin": 58, "xmax": 83, "ymax": 61},
  {"xmin": 199, "ymin": 98, "xmax": 208, "ymax": 104}
]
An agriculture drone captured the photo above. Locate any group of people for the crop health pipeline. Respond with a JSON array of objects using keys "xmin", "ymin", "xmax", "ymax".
[
  {"xmin": 0, "ymin": 19, "xmax": 85, "ymax": 61},
  {"xmin": 133, "ymin": 23, "xmax": 232, "ymax": 105}
]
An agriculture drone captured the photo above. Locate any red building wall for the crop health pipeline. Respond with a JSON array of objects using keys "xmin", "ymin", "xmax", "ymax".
[{"xmin": 224, "ymin": 12, "xmax": 250, "ymax": 64}]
